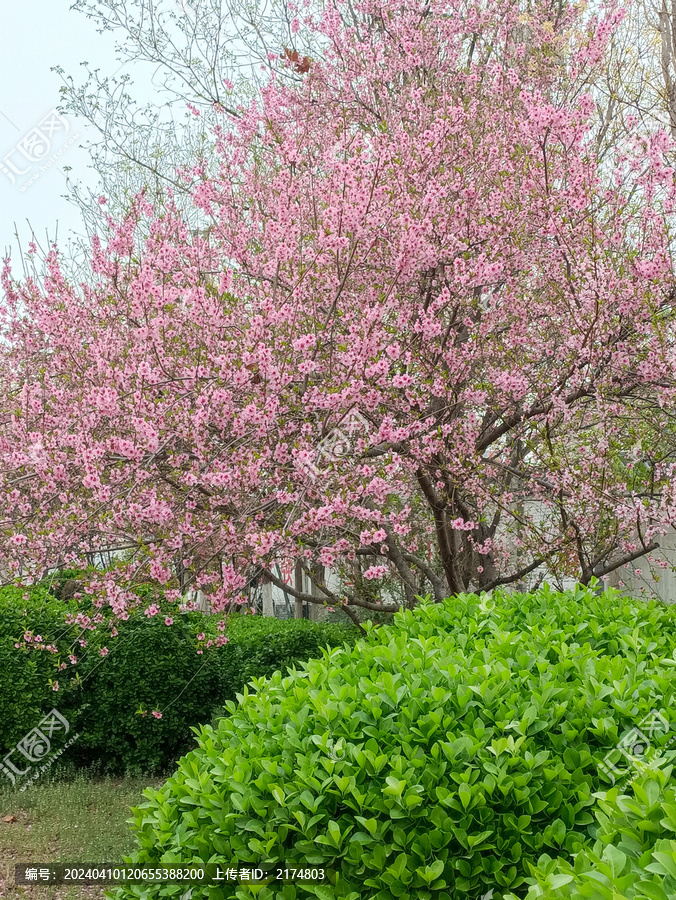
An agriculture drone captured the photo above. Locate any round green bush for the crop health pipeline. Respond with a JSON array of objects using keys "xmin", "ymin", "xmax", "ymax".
[
  {"xmin": 112, "ymin": 586, "xmax": 676, "ymax": 900},
  {"xmin": 508, "ymin": 766, "xmax": 676, "ymax": 899}
]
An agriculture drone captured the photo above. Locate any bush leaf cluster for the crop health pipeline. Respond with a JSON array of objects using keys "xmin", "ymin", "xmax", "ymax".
[
  {"xmin": 112, "ymin": 585, "xmax": 676, "ymax": 900},
  {"xmin": 510, "ymin": 767, "xmax": 676, "ymax": 899},
  {"xmin": 0, "ymin": 580, "xmax": 354, "ymax": 774}
]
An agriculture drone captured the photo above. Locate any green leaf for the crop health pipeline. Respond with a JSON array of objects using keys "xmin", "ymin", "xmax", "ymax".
[
  {"xmin": 458, "ymin": 783, "xmax": 472, "ymax": 809},
  {"xmin": 604, "ymin": 844, "xmax": 627, "ymax": 879},
  {"xmin": 327, "ymin": 820, "xmax": 342, "ymax": 847}
]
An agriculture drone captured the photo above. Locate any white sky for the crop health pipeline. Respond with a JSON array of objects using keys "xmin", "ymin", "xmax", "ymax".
[{"xmin": 0, "ymin": 0, "xmax": 145, "ymax": 259}]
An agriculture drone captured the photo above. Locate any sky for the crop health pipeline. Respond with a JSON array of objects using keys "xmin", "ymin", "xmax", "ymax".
[{"xmin": 0, "ymin": 0, "xmax": 150, "ymax": 261}]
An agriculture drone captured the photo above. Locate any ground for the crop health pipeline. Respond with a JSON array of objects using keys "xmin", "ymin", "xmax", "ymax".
[{"xmin": 0, "ymin": 773, "xmax": 163, "ymax": 899}]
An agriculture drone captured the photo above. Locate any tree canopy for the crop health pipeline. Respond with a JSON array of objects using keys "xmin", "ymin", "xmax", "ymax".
[{"xmin": 2, "ymin": 0, "xmax": 676, "ymax": 620}]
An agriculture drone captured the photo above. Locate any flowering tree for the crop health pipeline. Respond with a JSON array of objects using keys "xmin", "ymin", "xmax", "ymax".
[{"xmin": 2, "ymin": 0, "xmax": 676, "ymax": 624}]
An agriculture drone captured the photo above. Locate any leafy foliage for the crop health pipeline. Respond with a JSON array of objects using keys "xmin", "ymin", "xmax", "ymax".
[
  {"xmin": 0, "ymin": 586, "xmax": 67, "ymax": 749},
  {"xmin": 220, "ymin": 615, "xmax": 357, "ymax": 703},
  {"xmin": 112, "ymin": 586, "xmax": 676, "ymax": 900},
  {"xmin": 62, "ymin": 611, "xmax": 227, "ymax": 775},
  {"xmin": 64, "ymin": 613, "xmax": 356, "ymax": 774},
  {"xmin": 509, "ymin": 767, "xmax": 676, "ymax": 900},
  {"xmin": 0, "ymin": 583, "xmax": 355, "ymax": 774}
]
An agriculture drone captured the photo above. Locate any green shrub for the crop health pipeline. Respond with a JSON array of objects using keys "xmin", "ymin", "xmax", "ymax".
[
  {"xmin": 509, "ymin": 766, "xmax": 676, "ymax": 899},
  {"xmin": 60, "ymin": 611, "xmax": 228, "ymax": 775},
  {"xmin": 219, "ymin": 615, "xmax": 357, "ymax": 701},
  {"xmin": 0, "ymin": 578, "xmax": 226, "ymax": 775},
  {"xmin": 61, "ymin": 614, "xmax": 357, "ymax": 774},
  {"xmin": 0, "ymin": 586, "xmax": 70, "ymax": 752},
  {"xmin": 0, "ymin": 580, "xmax": 358, "ymax": 776},
  {"xmin": 111, "ymin": 586, "xmax": 676, "ymax": 900}
]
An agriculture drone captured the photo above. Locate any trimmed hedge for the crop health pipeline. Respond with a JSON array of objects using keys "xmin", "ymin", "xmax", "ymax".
[
  {"xmin": 112, "ymin": 585, "xmax": 676, "ymax": 900},
  {"xmin": 0, "ymin": 586, "xmax": 67, "ymax": 749},
  {"xmin": 219, "ymin": 615, "xmax": 356, "ymax": 702},
  {"xmin": 509, "ymin": 767, "xmax": 676, "ymax": 899},
  {"xmin": 0, "ymin": 583, "xmax": 357, "ymax": 775},
  {"xmin": 65, "ymin": 614, "xmax": 355, "ymax": 774},
  {"xmin": 62, "ymin": 612, "xmax": 227, "ymax": 775}
]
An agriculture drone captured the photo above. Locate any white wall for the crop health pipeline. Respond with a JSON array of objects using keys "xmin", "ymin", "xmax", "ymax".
[{"xmin": 606, "ymin": 529, "xmax": 676, "ymax": 605}]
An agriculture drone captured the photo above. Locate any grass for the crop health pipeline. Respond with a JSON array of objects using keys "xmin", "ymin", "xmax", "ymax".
[{"xmin": 0, "ymin": 769, "xmax": 163, "ymax": 899}]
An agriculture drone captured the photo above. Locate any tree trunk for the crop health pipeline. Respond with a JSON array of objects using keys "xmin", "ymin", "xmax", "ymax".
[
  {"xmin": 294, "ymin": 561, "xmax": 304, "ymax": 618},
  {"xmin": 310, "ymin": 563, "xmax": 326, "ymax": 621},
  {"xmin": 262, "ymin": 578, "xmax": 274, "ymax": 617}
]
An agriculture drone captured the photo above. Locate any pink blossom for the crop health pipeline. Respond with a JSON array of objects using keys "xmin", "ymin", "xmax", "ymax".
[
  {"xmin": 0, "ymin": 0, "xmax": 674, "ymax": 632},
  {"xmin": 364, "ymin": 565, "xmax": 388, "ymax": 580}
]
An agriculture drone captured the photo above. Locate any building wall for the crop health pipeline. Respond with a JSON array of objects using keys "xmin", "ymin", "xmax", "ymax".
[
  {"xmin": 605, "ymin": 529, "xmax": 676, "ymax": 605},
  {"xmin": 481, "ymin": 501, "xmax": 676, "ymax": 604}
]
